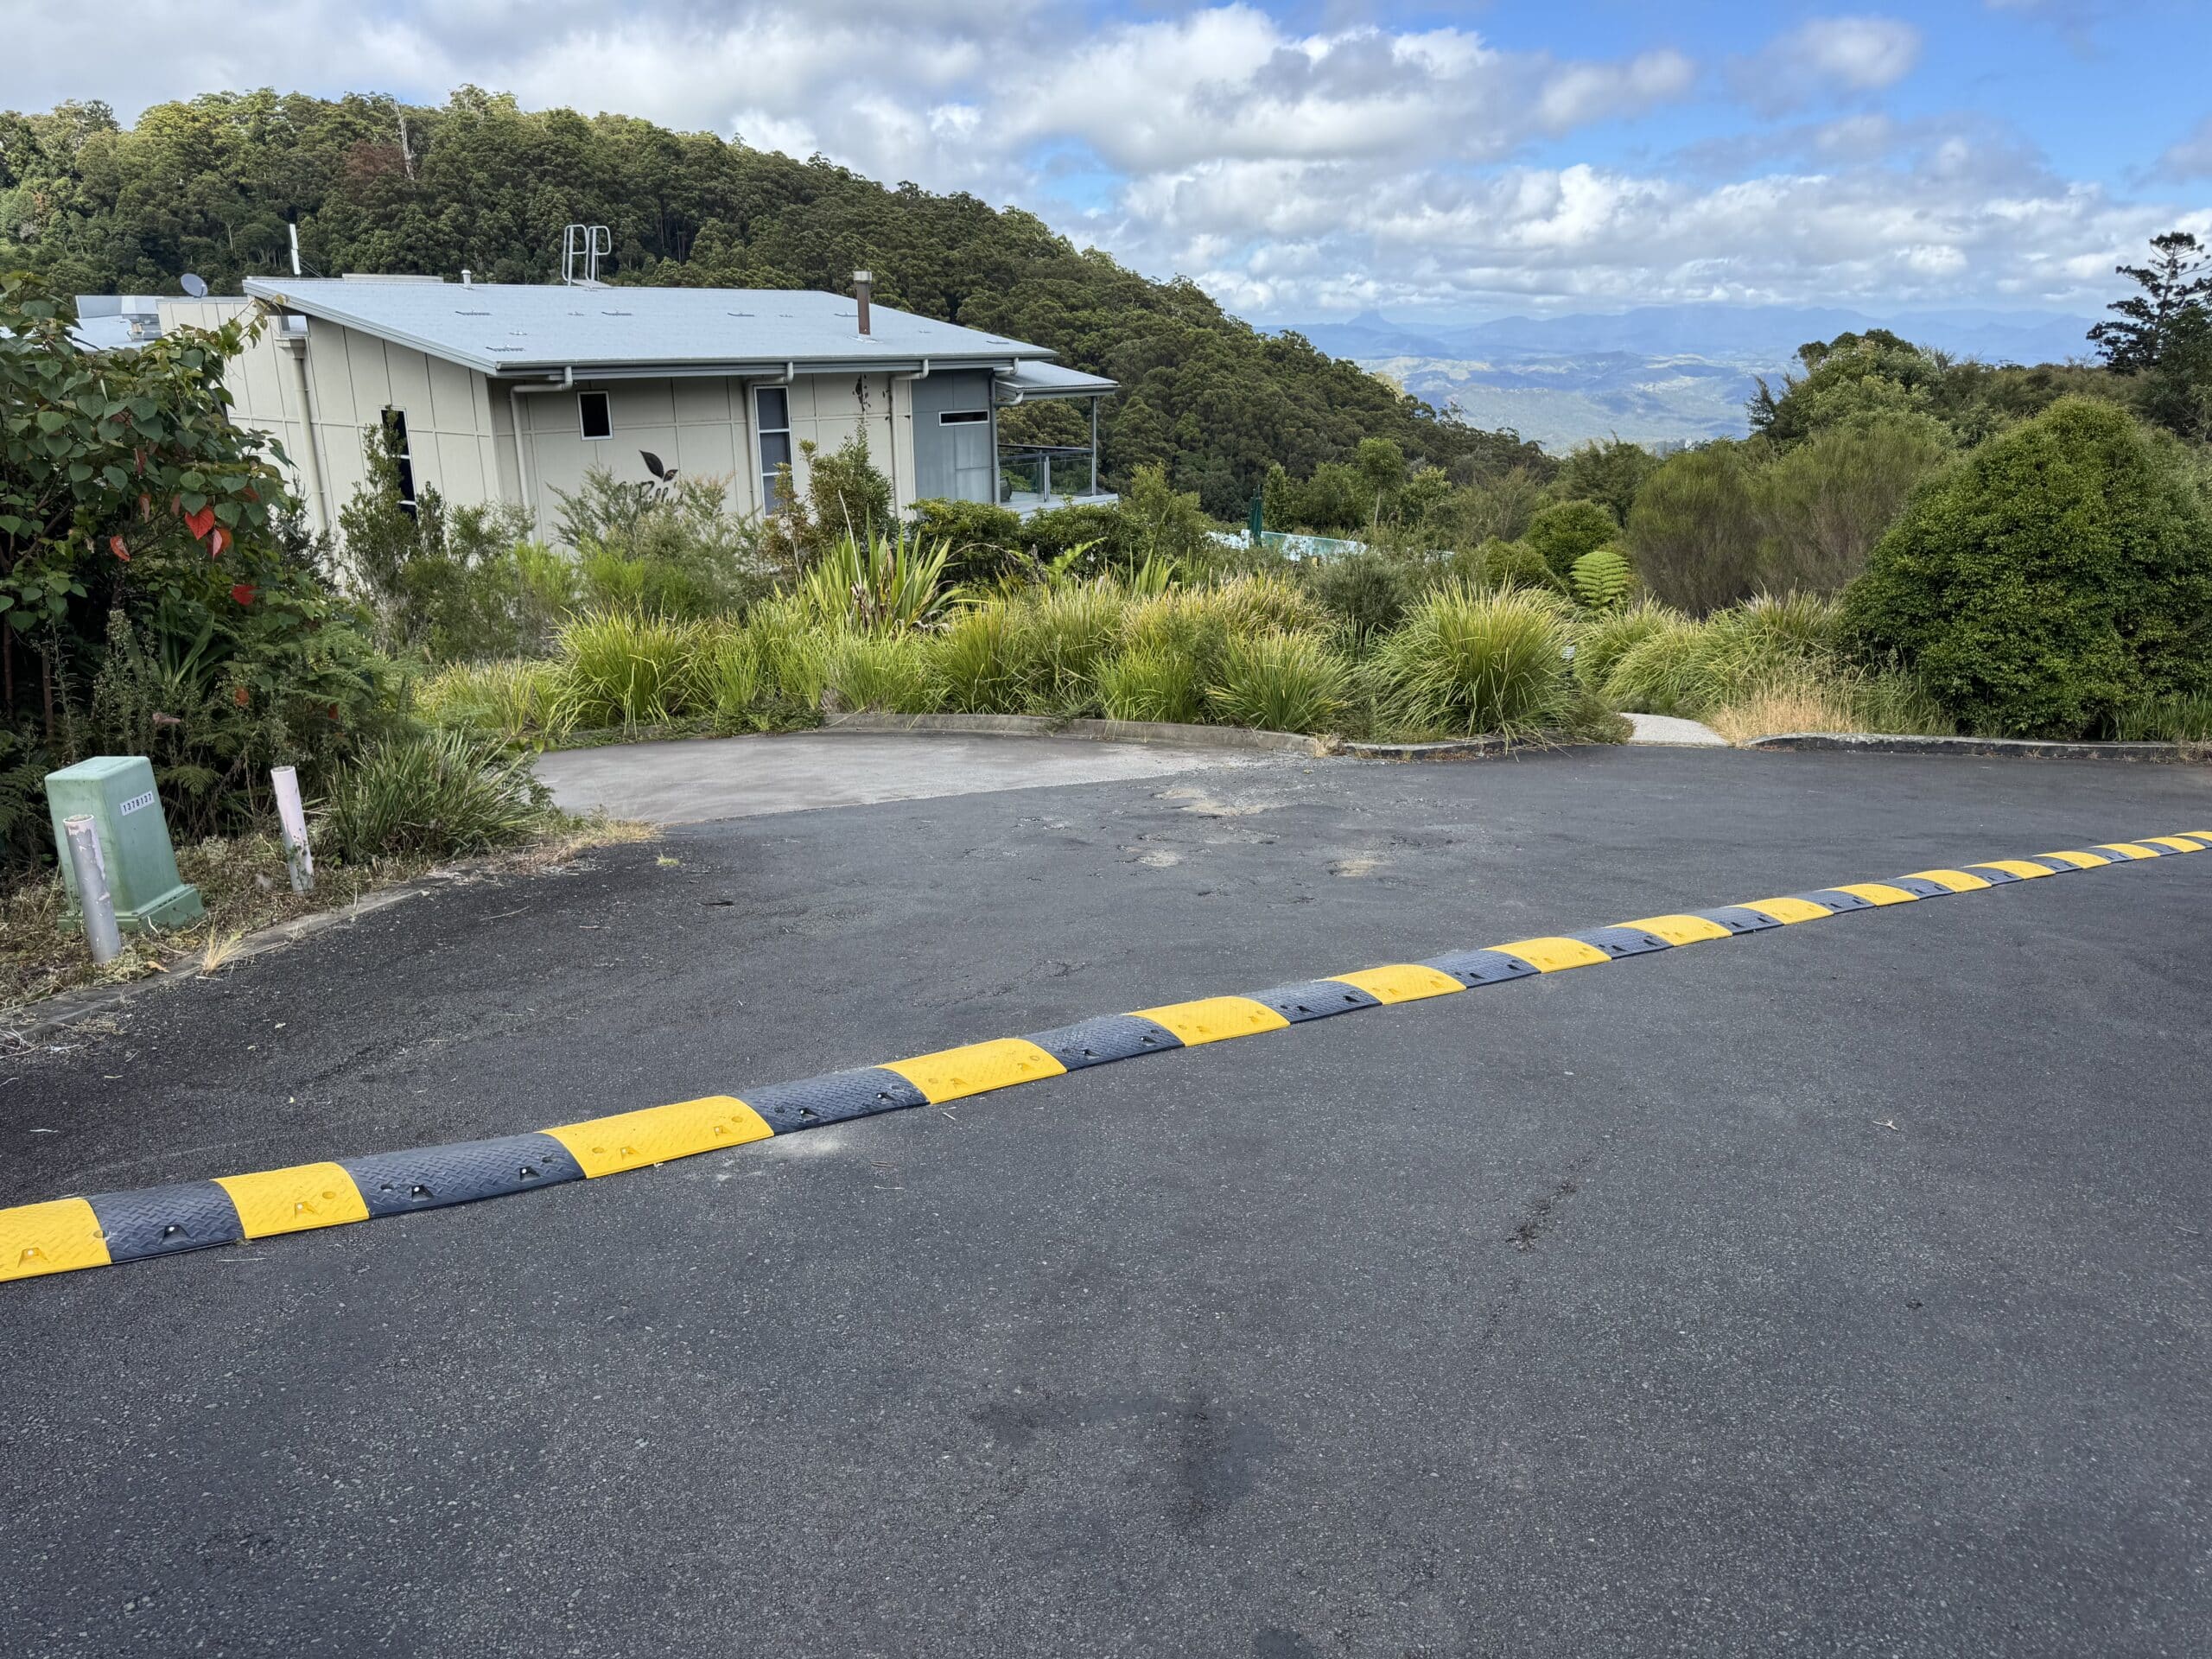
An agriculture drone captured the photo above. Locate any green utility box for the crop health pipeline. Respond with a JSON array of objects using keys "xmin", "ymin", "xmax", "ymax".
[{"xmin": 44, "ymin": 756, "xmax": 203, "ymax": 934}]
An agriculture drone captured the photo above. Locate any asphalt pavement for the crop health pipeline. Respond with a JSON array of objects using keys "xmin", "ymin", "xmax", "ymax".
[{"xmin": 3, "ymin": 744, "xmax": 2209, "ymax": 1657}]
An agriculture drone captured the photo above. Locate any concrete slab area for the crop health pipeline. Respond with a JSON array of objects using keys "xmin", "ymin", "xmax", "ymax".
[
  {"xmin": 3, "ymin": 748, "xmax": 2211, "ymax": 1656},
  {"xmin": 1625, "ymin": 710, "xmax": 1728, "ymax": 746},
  {"xmin": 534, "ymin": 728, "xmax": 1275, "ymax": 823}
]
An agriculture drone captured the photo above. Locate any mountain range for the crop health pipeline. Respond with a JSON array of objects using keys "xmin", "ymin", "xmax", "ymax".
[{"xmin": 1274, "ymin": 304, "xmax": 2102, "ymax": 452}]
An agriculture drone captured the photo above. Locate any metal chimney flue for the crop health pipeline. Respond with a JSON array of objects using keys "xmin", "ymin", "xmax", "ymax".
[{"xmin": 854, "ymin": 270, "xmax": 873, "ymax": 336}]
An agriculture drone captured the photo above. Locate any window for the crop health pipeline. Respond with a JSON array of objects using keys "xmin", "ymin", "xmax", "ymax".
[
  {"xmin": 755, "ymin": 385, "xmax": 793, "ymax": 511},
  {"xmin": 578, "ymin": 391, "xmax": 613, "ymax": 441},
  {"xmin": 938, "ymin": 410, "xmax": 989, "ymax": 425},
  {"xmin": 381, "ymin": 408, "xmax": 416, "ymax": 518}
]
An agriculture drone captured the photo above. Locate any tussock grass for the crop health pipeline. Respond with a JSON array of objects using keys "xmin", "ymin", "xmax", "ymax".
[
  {"xmin": 1097, "ymin": 645, "xmax": 1204, "ymax": 725},
  {"xmin": 552, "ymin": 610, "xmax": 702, "ymax": 731},
  {"xmin": 418, "ymin": 658, "xmax": 571, "ymax": 745},
  {"xmin": 1367, "ymin": 586, "xmax": 1571, "ymax": 738},
  {"xmin": 1205, "ymin": 632, "xmax": 1351, "ymax": 734},
  {"xmin": 320, "ymin": 731, "xmax": 555, "ymax": 864},
  {"xmin": 820, "ymin": 632, "xmax": 937, "ymax": 714}
]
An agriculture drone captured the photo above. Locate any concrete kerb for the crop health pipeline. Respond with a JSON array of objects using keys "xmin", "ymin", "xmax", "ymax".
[
  {"xmin": 823, "ymin": 711, "xmax": 1327, "ymax": 756},
  {"xmin": 1748, "ymin": 732, "xmax": 2211, "ymax": 763}
]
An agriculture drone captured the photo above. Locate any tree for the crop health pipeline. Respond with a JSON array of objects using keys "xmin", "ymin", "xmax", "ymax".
[
  {"xmin": 1553, "ymin": 438, "xmax": 1658, "ymax": 524},
  {"xmin": 1625, "ymin": 443, "xmax": 1765, "ymax": 614},
  {"xmin": 0, "ymin": 89, "xmax": 1546, "ymax": 520},
  {"xmin": 1753, "ymin": 415, "xmax": 1954, "ymax": 594},
  {"xmin": 1523, "ymin": 499, "xmax": 1617, "ymax": 579},
  {"xmin": 1841, "ymin": 398, "xmax": 2212, "ymax": 739},
  {"xmin": 2087, "ymin": 233, "xmax": 2212, "ymax": 443},
  {"xmin": 2088, "ymin": 232, "xmax": 2210, "ymax": 373}
]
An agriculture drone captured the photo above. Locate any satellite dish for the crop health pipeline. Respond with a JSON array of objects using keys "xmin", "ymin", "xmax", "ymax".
[{"xmin": 180, "ymin": 273, "xmax": 209, "ymax": 298}]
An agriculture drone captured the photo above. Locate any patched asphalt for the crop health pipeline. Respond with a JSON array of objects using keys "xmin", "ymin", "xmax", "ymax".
[{"xmin": 3, "ymin": 746, "xmax": 2209, "ymax": 1656}]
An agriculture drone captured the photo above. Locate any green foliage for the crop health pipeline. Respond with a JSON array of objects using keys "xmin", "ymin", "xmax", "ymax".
[
  {"xmin": 1626, "ymin": 442, "xmax": 1766, "ymax": 613},
  {"xmin": 343, "ymin": 426, "xmax": 565, "ymax": 659},
  {"xmin": 1017, "ymin": 502, "xmax": 1135, "ymax": 574},
  {"xmin": 1300, "ymin": 550, "xmax": 1415, "ymax": 647},
  {"xmin": 797, "ymin": 526, "xmax": 951, "ymax": 632},
  {"xmin": 1753, "ymin": 416, "xmax": 1954, "ymax": 594},
  {"xmin": 416, "ymin": 657, "xmax": 569, "ymax": 745},
  {"xmin": 1523, "ymin": 499, "xmax": 1620, "ymax": 580},
  {"xmin": 772, "ymin": 430, "xmax": 893, "ymax": 568},
  {"xmin": 1752, "ymin": 327, "xmax": 2120, "ymax": 452},
  {"xmin": 1841, "ymin": 397, "xmax": 2212, "ymax": 738},
  {"xmin": 1468, "ymin": 537, "xmax": 1558, "ymax": 591},
  {"xmin": 820, "ymin": 631, "xmax": 936, "ymax": 714},
  {"xmin": 911, "ymin": 498, "xmax": 1023, "ymax": 586},
  {"xmin": 2088, "ymin": 232, "xmax": 2212, "ymax": 442},
  {"xmin": 1205, "ymin": 632, "xmax": 1350, "ymax": 734},
  {"xmin": 1553, "ymin": 439, "xmax": 1659, "ymax": 525},
  {"xmin": 930, "ymin": 605, "xmax": 1020, "ymax": 713},
  {"xmin": 2107, "ymin": 692, "xmax": 2212, "ymax": 742},
  {"xmin": 1367, "ymin": 587, "xmax": 1573, "ymax": 738},
  {"xmin": 318, "ymin": 728, "xmax": 552, "ymax": 864},
  {"xmin": 1096, "ymin": 645, "xmax": 1202, "ymax": 725},
  {"xmin": 550, "ymin": 610, "xmax": 701, "ymax": 731},
  {"xmin": 1119, "ymin": 462, "xmax": 1218, "ymax": 569},
  {"xmin": 555, "ymin": 467, "xmax": 769, "ymax": 619},
  {"xmin": 1571, "ymin": 596, "xmax": 1684, "ymax": 690},
  {"xmin": 1569, "ymin": 547, "xmax": 1635, "ymax": 613},
  {"xmin": 1599, "ymin": 593, "xmax": 1842, "ymax": 719}
]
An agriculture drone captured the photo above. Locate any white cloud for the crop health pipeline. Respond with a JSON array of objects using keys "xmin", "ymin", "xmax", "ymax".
[
  {"xmin": 1, "ymin": 0, "xmax": 2198, "ymax": 322},
  {"xmin": 2158, "ymin": 115, "xmax": 2212, "ymax": 181},
  {"xmin": 1733, "ymin": 16, "xmax": 1923, "ymax": 112}
]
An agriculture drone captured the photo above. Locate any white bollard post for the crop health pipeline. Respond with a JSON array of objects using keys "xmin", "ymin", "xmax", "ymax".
[
  {"xmin": 270, "ymin": 765, "xmax": 315, "ymax": 893},
  {"xmin": 64, "ymin": 816, "xmax": 124, "ymax": 964}
]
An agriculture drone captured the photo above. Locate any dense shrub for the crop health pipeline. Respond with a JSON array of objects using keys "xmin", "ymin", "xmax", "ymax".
[
  {"xmin": 1628, "ymin": 443, "xmax": 1766, "ymax": 613},
  {"xmin": 821, "ymin": 632, "xmax": 935, "ymax": 714},
  {"xmin": 319, "ymin": 730, "xmax": 551, "ymax": 863},
  {"xmin": 1754, "ymin": 416, "xmax": 1954, "ymax": 594},
  {"xmin": 1097, "ymin": 645, "xmax": 1203, "ymax": 724},
  {"xmin": 554, "ymin": 467, "xmax": 771, "ymax": 619},
  {"xmin": 417, "ymin": 658, "xmax": 569, "ymax": 745},
  {"xmin": 1367, "ymin": 587, "xmax": 1573, "ymax": 737},
  {"xmin": 1524, "ymin": 499, "xmax": 1619, "ymax": 579},
  {"xmin": 1841, "ymin": 398, "xmax": 2212, "ymax": 737},
  {"xmin": 912, "ymin": 499, "xmax": 1024, "ymax": 586},
  {"xmin": 1300, "ymin": 550, "xmax": 1416, "ymax": 648},
  {"xmin": 1602, "ymin": 593, "xmax": 1840, "ymax": 718},
  {"xmin": 1205, "ymin": 632, "xmax": 1351, "ymax": 734},
  {"xmin": 551, "ymin": 611, "xmax": 702, "ymax": 730},
  {"xmin": 1573, "ymin": 597, "xmax": 1684, "ymax": 691}
]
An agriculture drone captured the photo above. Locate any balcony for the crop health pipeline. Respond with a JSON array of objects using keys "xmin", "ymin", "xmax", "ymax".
[{"xmin": 999, "ymin": 444, "xmax": 1117, "ymax": 518}]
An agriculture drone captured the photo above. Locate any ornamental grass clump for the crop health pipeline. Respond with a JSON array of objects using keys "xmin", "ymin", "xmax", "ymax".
[
  {"xmin": 417, "ymin": 658, "xmax": 570, "ymax": 745},
  {"xmin": 1205, "ymin": 631, "xmax": 1351, "ymax": 734},
  {"xmin": 320, "ymin": 730, "xmax": 552, "ymax": 863},
  {"xmin": 552, "ymin": 610, "xmax": 702, "ymax": 730},
  {"xmin": 820, "ymin": 632, "xmax": 937, "ymax": 714},
  {"xmin": 1096, "ymin": 645, "xmax": 1204, "ymax": 725},
  {"xmin": 1572, "ymin": 596, "xmax": 1686, "ymax": 692},
  {"xmin": 1368, "ymin": 585, "xmax": 1570, "ymax": 737}
]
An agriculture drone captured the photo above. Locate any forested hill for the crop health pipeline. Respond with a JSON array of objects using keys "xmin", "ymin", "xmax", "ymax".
[{"xmin": 0, "ymin": 89, "xmax": 1547, "ymax": 514}]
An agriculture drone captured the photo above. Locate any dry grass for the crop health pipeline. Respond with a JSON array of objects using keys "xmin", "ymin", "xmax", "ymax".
[
  {"xmin": 0, "ymin": 814, "xmax": 654, "ymax": 1014},
  {"xmin": 1705, "ymin": 683, "xmax": 1866, "ymax": 745}
]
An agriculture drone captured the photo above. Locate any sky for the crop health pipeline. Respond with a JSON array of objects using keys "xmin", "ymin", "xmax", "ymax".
[{"xmin": 14, "ymin": 0, "xmax": 2212, "ymax": 324}]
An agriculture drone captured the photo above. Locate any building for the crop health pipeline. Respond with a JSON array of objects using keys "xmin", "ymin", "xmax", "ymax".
[{"xmin": 156, "ymin": 272, "xmax": 1116, "ymax": 545}]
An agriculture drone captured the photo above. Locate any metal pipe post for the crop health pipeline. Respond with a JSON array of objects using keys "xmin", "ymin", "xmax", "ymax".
[
  {"xmin": 64, "ymin": 816, "xmax": 124, "ymax": 964},
  {"xmin": 270, "ymin": 765, "xmax": 315, "ymax": 893}
]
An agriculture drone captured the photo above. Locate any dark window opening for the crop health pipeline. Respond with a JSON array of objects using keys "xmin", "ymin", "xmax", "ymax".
[
  {"xmin": 938, "ymin": 409, "xmax": 989, "ymax": 424},
  {"xmin": 579, "ymin": 390, "xmax": 613, "ymax": 440},
  {"xmin": 382, "ymin": 408, "xmax": 416, "ymax": 518}
]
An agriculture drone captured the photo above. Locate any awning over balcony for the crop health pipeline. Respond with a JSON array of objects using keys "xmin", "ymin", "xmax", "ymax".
[{"xmin": 995, "ymin": 360, "xmax": 1117, "ymax": 403}]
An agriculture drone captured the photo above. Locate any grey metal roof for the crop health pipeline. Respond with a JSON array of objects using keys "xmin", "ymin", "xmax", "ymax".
[
  {"xmin": 997, "ymin": 359, "xmax": 1117, "ymax": 401},
  {"xmin": 239, "ymin": 277, "xmax": 1060, "ymax": 379}
]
